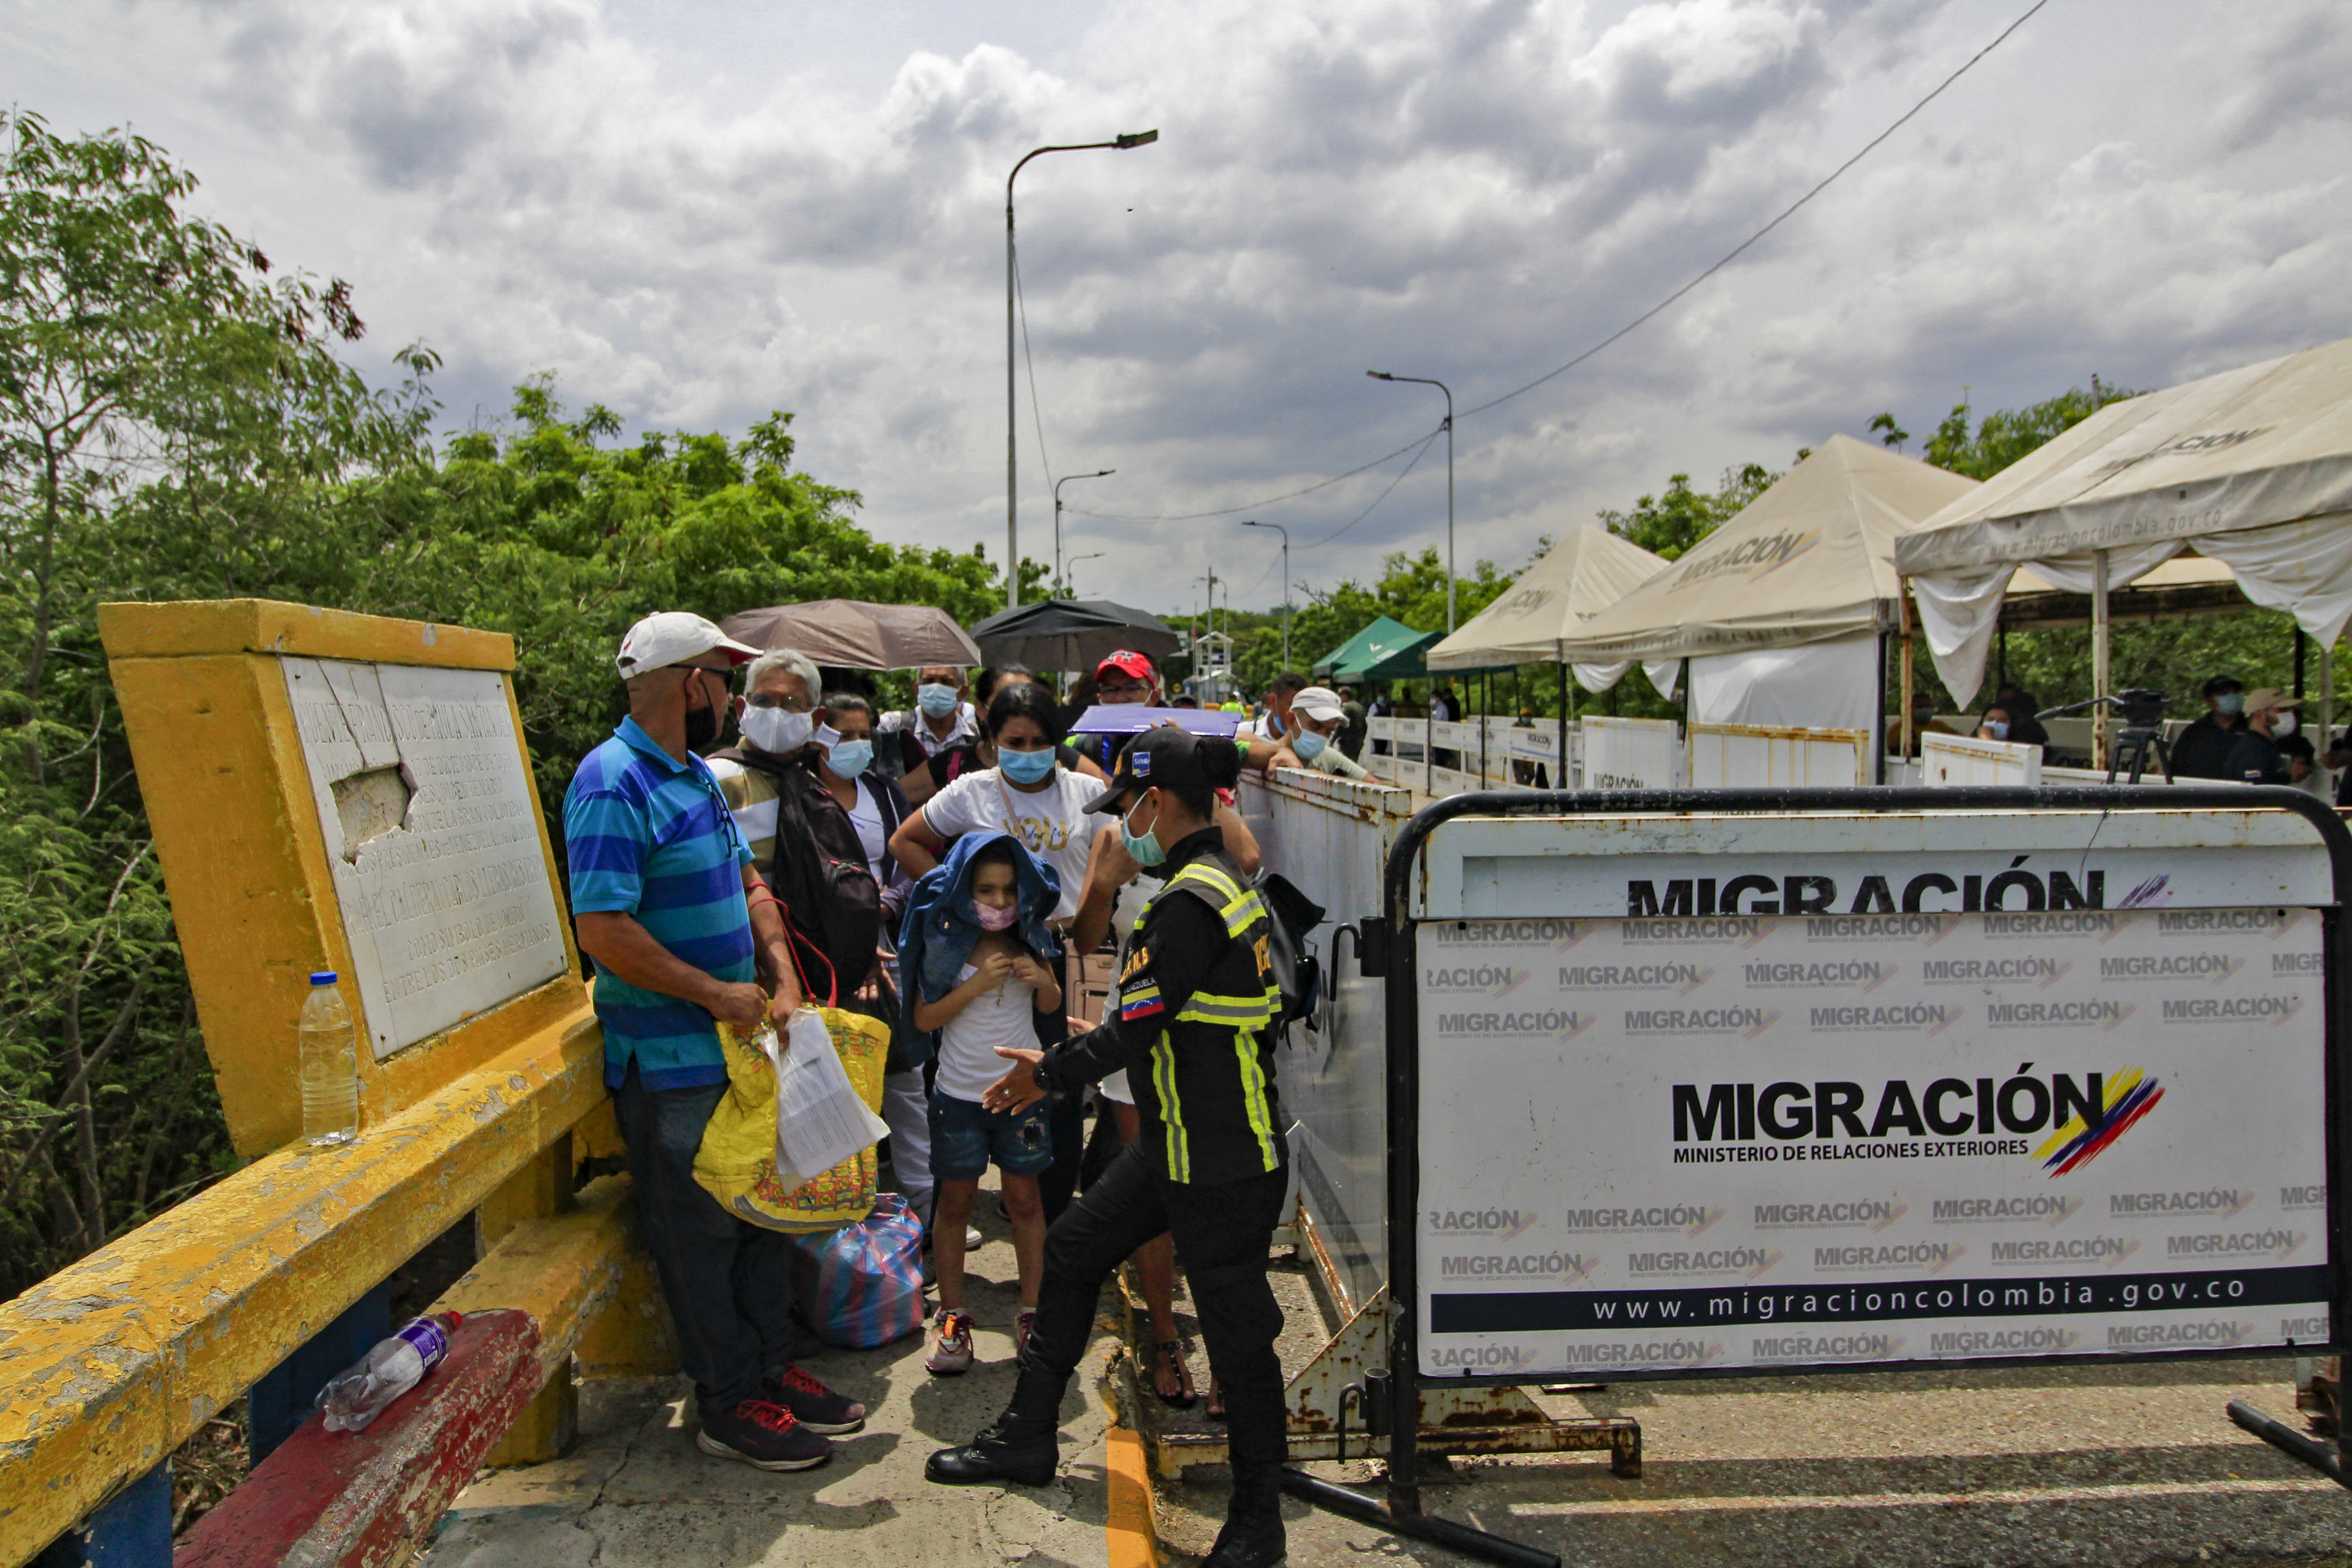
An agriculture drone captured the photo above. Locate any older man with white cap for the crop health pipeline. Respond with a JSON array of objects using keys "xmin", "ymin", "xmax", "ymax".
[
  {"xmin": 564, "ymin": 611, "xmax": 868, "ymax": 1474},
  {"xmin": 1265, "ymin": 685, "xmax": 1372, "ymax": 781}
]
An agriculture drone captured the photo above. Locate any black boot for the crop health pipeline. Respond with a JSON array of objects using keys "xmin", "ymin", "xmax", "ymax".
[
  {"xmin": 924, "ymin": 1411, "xmax": 1059, "ymax": 1487},
  {"xmin": 1210, "ymin": 1371, "xmax": 1288, "ymax": 1564},
  {"xmin": 1201, "ymin": 1502, "xmax": 1286, "ymax": 1567}
]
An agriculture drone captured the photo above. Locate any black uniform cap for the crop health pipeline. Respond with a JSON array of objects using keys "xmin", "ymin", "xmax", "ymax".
[{"xmin": 1083, "ymin": 726, "xmax": 1207, "ymax": 814}]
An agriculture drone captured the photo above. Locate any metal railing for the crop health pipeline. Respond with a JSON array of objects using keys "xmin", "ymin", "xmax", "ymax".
[{"xmin": 0, "ymin": 995, "xmax": 650, "ymax": 1567}]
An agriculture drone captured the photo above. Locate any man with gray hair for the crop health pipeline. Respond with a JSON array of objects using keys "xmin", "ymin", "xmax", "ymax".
[
  {"xmin": 565, "ymin": 613, "xmax": 867, "ymax": 1473},
  {"xmin": 707, "ymin": 649, "xmax": 936, "ymax": 1227}
]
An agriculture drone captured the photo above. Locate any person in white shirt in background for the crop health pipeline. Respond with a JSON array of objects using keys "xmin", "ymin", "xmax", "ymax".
[
  {"xmin": 888, "ymin": 681, "xmax": 1101, "ymax": 1226},
  {"xmin": 1265, "ymin": 685, "xmax": 1372, "ymax": 781},
  {"xmin": 877, "ymin": 664, "xmax": 977, "ymax": 782}
]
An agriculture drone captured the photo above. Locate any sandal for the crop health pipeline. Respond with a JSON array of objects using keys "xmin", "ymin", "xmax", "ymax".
[
  {"xmin": 1205, "ymin": 1375, "xmax": 1226, "ymax": 1423},
  {"xmin": 1151, "ymin": 1340, "xmax": 1197, "ymax": 1409}
]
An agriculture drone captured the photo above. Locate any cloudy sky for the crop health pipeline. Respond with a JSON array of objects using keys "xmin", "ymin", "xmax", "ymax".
[{"xmin": 10, "ymin": 0, "xmax": 2349, "ymax": 617}]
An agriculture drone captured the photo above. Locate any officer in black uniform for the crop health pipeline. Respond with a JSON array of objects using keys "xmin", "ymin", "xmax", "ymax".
[{"xmin": 925, "ymin": 726, "xmax": 1291, "ymax": 1568}]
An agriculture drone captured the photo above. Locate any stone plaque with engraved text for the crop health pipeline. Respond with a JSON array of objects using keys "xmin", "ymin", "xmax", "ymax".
[{"xmin": 283, "ymin": 657, "xmax": 568, "ymax": 1058}]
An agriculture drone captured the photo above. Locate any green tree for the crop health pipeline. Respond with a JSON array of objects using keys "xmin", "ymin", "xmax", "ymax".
[
  {"xmin": 0, "ymin": 113, "xmax": 1016, "ymax": 1304},
  {"xmin": 0, "ymin": 111, "xmax": 438, "ymax": 1289},
  {"xmin": 1597, "ymin": 462, "xmax": 1778, "ymax": 561},
  {"xmin": 1920, "ymin": 385, "xmax": 2126, "ymax": 481}
]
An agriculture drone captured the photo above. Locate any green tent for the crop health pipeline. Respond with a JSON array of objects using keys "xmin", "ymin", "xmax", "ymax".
[
  {"xmin": 1312, "ymin": 615, "xmax": 1435, "ymax": 681},
  {"xmin": 1315, "ymin": 614, "xmax": 1516, "ymax": 682}
]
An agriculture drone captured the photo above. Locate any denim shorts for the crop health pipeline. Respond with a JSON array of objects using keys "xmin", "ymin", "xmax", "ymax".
[{"xmin": 927, "ymin": 1090, "xmax": 1054, "ymax": 1181}]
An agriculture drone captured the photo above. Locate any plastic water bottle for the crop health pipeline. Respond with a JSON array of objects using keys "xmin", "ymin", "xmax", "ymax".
[
  {"xmin": 317, "ymin": 1313, "xmax": 463, "ymax": 1432},
  {"xmin": 299, "ymin": 970, "xmax": 358, "ymax": 1147}
]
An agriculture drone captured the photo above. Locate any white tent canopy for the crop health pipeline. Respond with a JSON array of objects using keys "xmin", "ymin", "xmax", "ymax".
[
  {"xmin": 1424, "ymin": 524, "xmax": 1667, "ymax": 693},
  {"xmin": 1558, "ymin": 435, "xmax": 1982, "ymax": 666},
  {"xmin": 1896, "ymin": 334, "xmax": 2352, "ymax": 706}
]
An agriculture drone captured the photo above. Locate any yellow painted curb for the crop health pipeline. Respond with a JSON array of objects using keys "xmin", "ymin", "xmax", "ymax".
[
  {"xmin": 1095, "ymin": 1281, "xmax": 1163, "ymax": 1568},
  {"xmin": 1105, "ymin": 1424, "xmax": 1162, "ymax": 1568}
]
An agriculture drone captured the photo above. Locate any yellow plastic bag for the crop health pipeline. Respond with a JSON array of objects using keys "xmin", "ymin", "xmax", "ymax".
[{"xmin": 693, "ymin": 1007, "xmax": 891, "ymax": 1233}]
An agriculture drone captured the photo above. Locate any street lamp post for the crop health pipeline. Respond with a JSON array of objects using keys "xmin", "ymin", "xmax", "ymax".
[
  {"xmin": 1053, "ymin": 469, "xmax": 1115, "ymax": 596},
  {"xmin": 1367, "ymin": 370, "xmax": 1455, "ymax": 631},
  {"xmin": 1006, "ymin": 129, "xmax": 1158, "ymax": 610},
  {"xmin": 1243, "ymin": 519, "xmax": 1290, "ymax": 669},
  {"xmin": 1066, "ymin": 551, "xmax": 1105, "ymax": 596}
]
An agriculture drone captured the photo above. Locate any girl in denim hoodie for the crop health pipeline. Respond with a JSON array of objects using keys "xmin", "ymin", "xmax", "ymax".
[{"xmin": 896, "ymin": 832, "xmax": 1063, "ymax": 1372}]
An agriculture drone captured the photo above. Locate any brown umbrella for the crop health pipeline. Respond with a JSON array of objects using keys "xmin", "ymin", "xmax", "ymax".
[{"xmin": 720, "ymin": 600, "xmax": 984, "ymax": 670}]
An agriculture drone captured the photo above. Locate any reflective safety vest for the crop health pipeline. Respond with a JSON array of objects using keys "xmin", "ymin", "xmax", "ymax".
[{"xmin": 1124, "ymin": 851, "xmax": 1288, "ymax": 1185}]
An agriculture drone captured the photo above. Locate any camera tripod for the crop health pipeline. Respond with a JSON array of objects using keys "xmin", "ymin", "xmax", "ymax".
[
  {"xmin": 2037, "ymin": 689, "xmax": 2173, "ymax": 784},
  {"xmin": 2105, "ymin": 721, "xmax": 2172, "ymax": 784}
]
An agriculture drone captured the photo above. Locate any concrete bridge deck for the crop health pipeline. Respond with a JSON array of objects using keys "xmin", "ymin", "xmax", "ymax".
[
  {"xmin": 420, "ymin": 1165, "xmax": 2352, "ymax": 1568},
  {"xmin": 421, "ymin": 1171, "xmax": 1134, "ymax": 1568}
]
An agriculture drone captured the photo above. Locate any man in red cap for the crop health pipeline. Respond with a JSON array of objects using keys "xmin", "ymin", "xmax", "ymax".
[{"xmin": 1074, "ymin": 650, "xmax": 1161, "ymax": 773}]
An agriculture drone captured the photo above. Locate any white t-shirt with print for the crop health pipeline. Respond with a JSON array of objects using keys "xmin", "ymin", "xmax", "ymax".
[
  {"xmin": 936, "ymin": 961, "xmax": 1043, "ymax": 1102},
  {"xmin": 919, "ymin": 765, "xmax": 1100, "ymax": 922}
]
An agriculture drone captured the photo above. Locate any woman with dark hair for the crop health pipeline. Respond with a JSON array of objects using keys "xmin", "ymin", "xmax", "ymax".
[
  {"xmin": 976, "ymin": 663, "xmax": 1036, "ymax": 703},
  {"xmin": 809, "ymin": 692, "xmax": 914, "ymax": 897},
  {"xmin": 901, "ymin": 669, "xmax": 1107, "ymax": 804},
  {"xmin": 890, "ymin": 681, "xmax": 1106, "ymax": 1222}
]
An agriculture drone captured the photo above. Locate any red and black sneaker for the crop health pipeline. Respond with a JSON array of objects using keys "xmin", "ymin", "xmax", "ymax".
[
  {"xmin": 763, "ymin": 1364, "xmax": 868, "ymax": 1436},
  {"xmin": 696, "ymin": 1397, "xmax": 834, "ymax": 1471}
]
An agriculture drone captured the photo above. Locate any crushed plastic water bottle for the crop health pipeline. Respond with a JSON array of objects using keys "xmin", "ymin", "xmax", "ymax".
[{"xmin": 316, "ymin": 1312, "xmax": 463, "ymax": 1432}]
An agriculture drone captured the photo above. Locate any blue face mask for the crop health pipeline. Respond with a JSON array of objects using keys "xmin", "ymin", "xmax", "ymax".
[
  {"xmin": 999, "ymin": 745, "xmax": 1056, "ymax": 784},
  {"xmin": 1984, "ymin": 721, "xmax": 2010, "ymax": 740},
  {"xmin": 824, "ymin": 739, "xmax": 874, "ymax": 778},
  {"xmin": 1293, "ymin": 730, "xmax": 1328, "ymax": 762},
  {"xmin": 2217, "ymin": 692, "xmax": 2245, "ymax": 716},
  {"xmin": 1121, "ymin": 793, "xmax": 1167, "ymax": 868},
  {"xmin": 917, "ymin": 683, "xmax": 961, "ymax": 719}
]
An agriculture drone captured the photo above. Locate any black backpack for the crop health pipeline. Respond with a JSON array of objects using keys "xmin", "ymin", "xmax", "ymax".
[
  {"xmin": 712, "ymin": 749, "xmax": 882, "ymax": 1007},
  {"xmin": 1252, "ymin": 871, "xmax": 1326, "ymax": 1030}
]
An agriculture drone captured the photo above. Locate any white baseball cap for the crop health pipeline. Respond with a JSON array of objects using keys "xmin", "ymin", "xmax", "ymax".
[
  {"xmin": 1293, "ymin": 686, "xmax": 1347, "ymax": 722},
  {"xmin": 614, "ymin": 612, "xmax": 761, "ymax": 679}
]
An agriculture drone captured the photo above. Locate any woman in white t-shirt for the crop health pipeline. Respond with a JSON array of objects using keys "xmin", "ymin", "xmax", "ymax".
[
  {"xmin": 888, "ymin": 680, "xmax": 1100, "ymax": 1225},
  {"xmin": 888, "ymin": 681, "xmax": 1097, "ymax": 920}
]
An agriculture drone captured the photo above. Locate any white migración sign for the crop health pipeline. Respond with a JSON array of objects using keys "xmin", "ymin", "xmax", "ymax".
[
  {"xmin": 1411, "ymin": 804, "xmax": 2337, "ymax": 1380},
  {"xmin": 1417, "ymin": 905, "xmax": 2328, "ymax": 1378},
  {"xmin": 1582, "ymin": 717, "xmax": 1680, "ymax": 789},
  {"xmin": 1922, "ymin": 732, "xmax": 2044, "ymax": 787},
  {"xmin": 283, "ymin": 658, "xmax": 569, "ymax": 1059}
]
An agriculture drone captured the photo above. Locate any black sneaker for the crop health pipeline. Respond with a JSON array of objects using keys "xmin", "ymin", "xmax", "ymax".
[
  {"xmin": 696, "ymin": 1397, "xmax": 833, "ymax": 1471},
  {"xmin": 763, "ymin": 1364, "xmax": 868, "ymax": 1435}
]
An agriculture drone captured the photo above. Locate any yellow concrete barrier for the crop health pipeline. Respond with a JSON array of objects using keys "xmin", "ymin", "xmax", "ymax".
[{"xmin": 0, "ymin": 1004, "xmax": 604, "ymax": 1566}]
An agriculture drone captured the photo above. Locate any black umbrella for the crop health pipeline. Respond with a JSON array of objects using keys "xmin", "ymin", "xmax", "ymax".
[{"xmin": 968, "ymin": 598, "xmax": 1181, "ymax": 673}]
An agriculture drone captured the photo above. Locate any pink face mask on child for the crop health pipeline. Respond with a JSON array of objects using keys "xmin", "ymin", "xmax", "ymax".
[{"xmin": 973, "ymin": 900, "xmax": 1019, "ymax": 931}]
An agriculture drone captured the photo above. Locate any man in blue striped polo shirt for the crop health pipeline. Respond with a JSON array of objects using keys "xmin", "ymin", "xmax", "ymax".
[{"xmin": 565, "ymin": 611, "xmax": 868, "ymax": 1473}]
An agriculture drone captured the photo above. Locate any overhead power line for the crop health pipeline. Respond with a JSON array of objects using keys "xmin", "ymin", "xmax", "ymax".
[
  {"xmin": 1066, "ymin": 426, "xmax": 1446, "ymax": 524},
  {"xmin": 1299, "ymin": 427, "xmax": 1444, "ymax": 549},
  {"xmin": 1013, "ymin": 244, "xmax": 1055, "ymax": 505},
  {"xmin": 1066, "ymin": 0, "xmax": 2051, "ymax": 527},
  {"xmin": 1457, "ymin": 0, "xmax": 2052, "ymax": 421}
]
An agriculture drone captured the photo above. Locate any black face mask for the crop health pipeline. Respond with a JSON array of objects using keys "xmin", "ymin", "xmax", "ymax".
[{"xmin": 683, "ymin": 688, "xmax": 722, "ymax": 752}]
